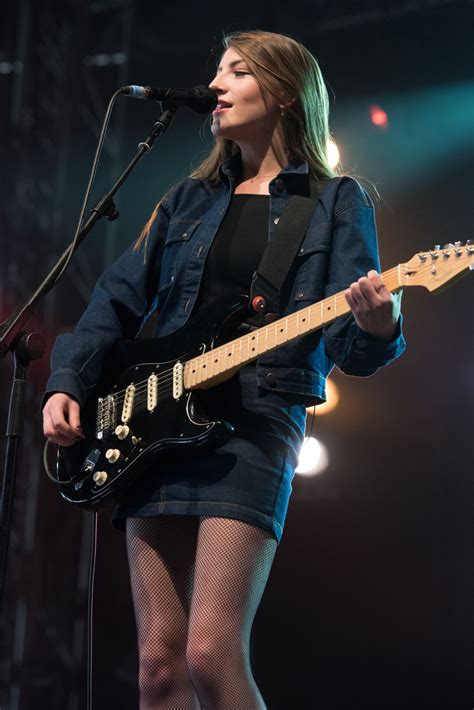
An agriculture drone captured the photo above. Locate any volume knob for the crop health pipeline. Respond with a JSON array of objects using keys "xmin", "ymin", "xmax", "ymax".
[
  {"xmin": 92, "ymin": 471, "xmax": 108, "ymax": 486},
  {"xmin": 105, "ymin": 448, "xmax": 121, "ymax": 464},
  {"xmin": 115, "ymin": 424, "xmax": 130, "ymax": 440}
]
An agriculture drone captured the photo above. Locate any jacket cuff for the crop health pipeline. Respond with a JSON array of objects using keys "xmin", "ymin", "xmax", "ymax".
[
  {"xmin": 41, "ymin": 368, "xmax": 86, "ymax": 411},
  {"xmin": 325, "ymin": 316, "xmax": 406, "ymax": 376}
]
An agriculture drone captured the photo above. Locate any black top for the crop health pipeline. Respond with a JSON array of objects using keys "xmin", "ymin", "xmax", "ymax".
[{"xmin": 193, "ymin": 194, "xmax": 269, "ymax": 312}]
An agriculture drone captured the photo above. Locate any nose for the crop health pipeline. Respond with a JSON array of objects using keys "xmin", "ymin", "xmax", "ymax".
[{"xmin": 208, "ymin": 73, "xmax": 225, "ymax": 93}]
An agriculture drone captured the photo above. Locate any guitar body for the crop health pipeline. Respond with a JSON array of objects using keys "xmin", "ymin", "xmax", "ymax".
[
  {"xmin": 52, "ymin": 243, "xmax": 473, "ymax": 509},
  {"xmin": 57, "ymin": 299, "xmax": 248, "ymax": 510}
]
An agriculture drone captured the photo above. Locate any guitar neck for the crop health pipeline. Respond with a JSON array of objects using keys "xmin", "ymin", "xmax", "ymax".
[{"xmin": 184, "ymin": 265, "xmax": 402, "ymax": 390}]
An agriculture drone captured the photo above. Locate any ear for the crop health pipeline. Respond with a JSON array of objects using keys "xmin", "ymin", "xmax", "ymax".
[{"xmin": 282, "ymin": 96, "xmax": 297, "ymax": 110}]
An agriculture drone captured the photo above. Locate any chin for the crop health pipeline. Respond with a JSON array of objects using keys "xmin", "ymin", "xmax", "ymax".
[{"xmin": 211, "ymin": 119, "xmax": 230, "ymax": 139}]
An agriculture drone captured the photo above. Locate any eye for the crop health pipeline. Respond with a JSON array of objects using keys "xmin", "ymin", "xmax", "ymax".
[{"xmin": 234, "ymin": 70, "xmax": 249, "ymax": 77}]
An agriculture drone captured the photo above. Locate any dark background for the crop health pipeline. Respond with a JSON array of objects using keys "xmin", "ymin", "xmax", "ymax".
[{"xmin": 1, "ymin": 1, "xmax": 473, "ymax": 708}]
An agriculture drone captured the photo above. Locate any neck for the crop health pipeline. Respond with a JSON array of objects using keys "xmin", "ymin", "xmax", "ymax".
[{"xmin": 236, "ymin": 128, "xmax": 289, "ymax": 181}]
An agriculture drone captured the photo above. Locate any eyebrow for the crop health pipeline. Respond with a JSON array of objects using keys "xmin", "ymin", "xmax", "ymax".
[{"xmin": 216, "ymin": 59, "xmax": 248, "ymax": 73}]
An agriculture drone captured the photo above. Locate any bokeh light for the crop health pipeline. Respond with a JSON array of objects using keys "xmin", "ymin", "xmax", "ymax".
[
  {"xmin": 369, "ymin": 104, "xmax": 389, "ymax": 129},
  {"xmin": 296, "ymin": 436, "xmax": 329, "ymax": 476},
  {"xmin": 306, "ymin": 377, "xmax": 340, "ymax": 418},
  {"xmin": 326, "ymin": 137, "xmax": 340, "ymax": 168}
]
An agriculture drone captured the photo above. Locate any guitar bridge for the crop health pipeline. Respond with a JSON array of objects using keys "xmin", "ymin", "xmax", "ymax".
[{"xmin": 96, "ymin": 394, "xmax": 117, "ymax": 439}]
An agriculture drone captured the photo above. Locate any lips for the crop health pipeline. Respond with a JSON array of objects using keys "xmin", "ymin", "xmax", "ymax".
[{"xmin": 213, "ymin": 101, "xmax": 232, "ymax": 113}]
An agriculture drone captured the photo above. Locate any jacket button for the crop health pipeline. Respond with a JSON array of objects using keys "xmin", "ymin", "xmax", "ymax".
[
  {"xmin": 265, "ymin": 372, "xmax": 277, "ymax": 387},
  {"xmin": 355, "ymin": 338, "xmax": 368, "ymax": 348},
  {"xmin": 274, "ymin": 216, "xmax": 280, "ymax": 225}
]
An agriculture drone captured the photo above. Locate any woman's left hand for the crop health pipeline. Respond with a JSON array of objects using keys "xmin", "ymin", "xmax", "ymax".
[{"xmin": 345, "ymin": 270, "xmax": 403, "ymax": 342}]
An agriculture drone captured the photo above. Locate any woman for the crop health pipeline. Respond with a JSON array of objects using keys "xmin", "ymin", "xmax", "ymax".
[{"xmin": 43, "ymin": 30, "xmax": 405, "ymax": 709}]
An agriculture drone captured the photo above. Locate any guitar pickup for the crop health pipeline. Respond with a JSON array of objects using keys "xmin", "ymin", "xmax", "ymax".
[
  {"xmin": 173, "ymin": 362, "xmax": 184, "ymax": 399},
  {"xmin": 147, "ymin": 373, "xmax": 158, "ymax": 411}
]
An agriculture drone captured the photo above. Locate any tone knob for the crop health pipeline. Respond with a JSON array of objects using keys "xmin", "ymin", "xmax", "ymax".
[
  {"xmin": 105, "ymin": 448, "xmax": 121, "ymax": 464},
  {"xmin": 92, "ymin": 471, "xmax": 108, "ymax": 486},
  {"xmin": 115, "ymin": 424, "xmax": 130, "ymax": 440}
]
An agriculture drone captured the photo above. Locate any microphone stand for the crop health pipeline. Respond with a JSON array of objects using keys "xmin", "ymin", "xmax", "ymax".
[{"xmin": 0, "ymin": 105, "xmax": 177, "ymax": 614}]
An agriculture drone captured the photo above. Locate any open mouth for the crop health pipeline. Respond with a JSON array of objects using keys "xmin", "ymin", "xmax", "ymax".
[{"xmin": 213, "ymin": 101, "xmax": 232, "ymax": 113}]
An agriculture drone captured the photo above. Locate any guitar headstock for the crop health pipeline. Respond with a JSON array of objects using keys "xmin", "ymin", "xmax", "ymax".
[{"xmin": 399, "ymin": 242, "xmax": 474, "ymax": 292}]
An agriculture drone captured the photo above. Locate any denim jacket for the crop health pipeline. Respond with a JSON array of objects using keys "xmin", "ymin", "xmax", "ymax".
[{"xmin": 44, "ymin": 156, "xmax": 405, "ymax": 407}]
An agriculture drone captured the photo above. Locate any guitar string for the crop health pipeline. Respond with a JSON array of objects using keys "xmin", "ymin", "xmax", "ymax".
[
  {"xmin": 100, "ymin": 297, "xmax": 336, "ymax": 403},
  {"xmin": 103, "ymin": 259, "xmax": 427, "ymax": 409},
  {"xmin": 101, "ymin": 285, "xmax": 383, "ymax": 409},
  {"xmin": 98, "ymin": 253, "xmax": 469, "ymax": 407}
]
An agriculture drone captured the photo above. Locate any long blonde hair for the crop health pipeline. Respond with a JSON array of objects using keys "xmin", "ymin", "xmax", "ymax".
[{"xmin": 136, "ymin": 30, "xmax": 336, "ymax": 250}]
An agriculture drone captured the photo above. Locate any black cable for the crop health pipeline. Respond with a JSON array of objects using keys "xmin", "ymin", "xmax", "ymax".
[
  {"xmin": 87, "ymin": 511, "xmax": 98, "ymax": 710},
  {"xmin": 50, "ymin": 89, "xmax": 124, "ymax": 290}
]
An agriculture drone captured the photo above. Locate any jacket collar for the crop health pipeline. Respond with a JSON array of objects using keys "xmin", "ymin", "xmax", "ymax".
[{"xmin": 219, "ymin": 152, "xmax": 311, "ymax": 195}]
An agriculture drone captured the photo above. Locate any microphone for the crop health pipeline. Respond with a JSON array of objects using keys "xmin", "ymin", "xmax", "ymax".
[{"xmin": 120, "ymin": 85, "xmax": 218, "ymax": 114}]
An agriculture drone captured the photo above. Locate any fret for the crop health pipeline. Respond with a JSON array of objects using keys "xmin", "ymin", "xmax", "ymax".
[
  {"xmin": 210, "ymin": 348, "xmax": 216, "ymax": 378},
  {"xmin": 182, "ymin": 246, "xmax": 472, "ymax": 393},
  {"xmin": 195, "ymin": 355, "xmax": 205, "ymax": 384},
  {"xmin": 232, "ymin": 339, "xmax": 241, "ymax": 366},
  {"xmin": 240, "ymin": 335, "xmax": 248, "ymax": 361},
  {"xmin": 298, "ymin": 306, "xmax": 311, "ymax": 334}
]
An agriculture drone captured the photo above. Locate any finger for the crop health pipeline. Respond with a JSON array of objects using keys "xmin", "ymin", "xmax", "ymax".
[
  {"xmin": 367, "ymin": 270, "xmax": 391, "ymax": 297},
  {"xmin": 367, "ymin": 269, "xmax": 382, "ymax": 285},
  {"xmin": 347, "ymin": 281, "xmax": 368, "ymax": 307},
  {"xmin": 43, "ymin": 409, "xmax": 55, "ymax": 439},
  {"xmin": 345, "ymin": 289, "xmax": 355, "ymax": 308},
  {"xmin": 358, "ymin": 276, "xmax": 382, "ymax": 305},
  {"xmin": 66, "ymin": 399, "xmax": 82, "ymax": 434},
  {"xmin": 44, "ymin": 411, "xmax": 78, "ymax": 446},
  {"xmin": 50, "ymin": 407, "xmax": 82, "ymax": 443}
]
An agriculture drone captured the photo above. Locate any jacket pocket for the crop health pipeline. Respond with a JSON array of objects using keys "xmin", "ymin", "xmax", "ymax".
[
  {"xmin": 296, "ymin": 221, "xmax": 332, "ymax": 257},
  {"xmin": 160, "ymin": 219, "xmax": 201, "ymax": 285},
  {"xmin": 290, "ymin": 221, "xmax": 333, "ymax": 302},
  {"xmin": 164, "ymin": 219, "xmax": 201, "ymax": 245}
]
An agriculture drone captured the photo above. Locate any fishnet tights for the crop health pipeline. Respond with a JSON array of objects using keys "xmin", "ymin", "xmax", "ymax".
[{"xmin": 126, "ymin": 515, "xmax": 277, "ymax": 709}]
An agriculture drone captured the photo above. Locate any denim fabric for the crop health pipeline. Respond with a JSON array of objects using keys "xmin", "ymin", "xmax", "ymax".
[
  {"xmin": 112, "ymin": 363, "xmax": 307, "ymax": 543},
  {"xmin": 45, "ymin": 156, "xmax": 405, "ymax": 407}
]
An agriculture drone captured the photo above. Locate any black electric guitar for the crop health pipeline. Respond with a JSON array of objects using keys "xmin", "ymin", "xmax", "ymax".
[{"xmin": 51, "ymin": 244, "xmax": 473, "ymax": 509}]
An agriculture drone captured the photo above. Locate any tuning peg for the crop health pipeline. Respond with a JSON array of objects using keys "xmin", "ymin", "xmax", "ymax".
[
  {"xmin": 434, "ymin": 245, "xmax": 441, "ymax": 250},
  {"xmin": 454, "ymin": 241, "xmax": 462, "ymax": 247},
  {"xmin": 443, "ymin": 243, "xmax": 454, "ymax": 249},
  {"xmin": 466, "ymin": 239, "xmax": 473, "ymax": 245}
]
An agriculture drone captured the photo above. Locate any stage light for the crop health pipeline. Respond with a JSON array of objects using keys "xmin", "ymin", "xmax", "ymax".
[
  {"xmin": 369, "ymin": 104, "xmax": 389, "ymax": 129},
  {"xmin": 296, "ymin": 436, "xmax": 329, "ymax": 476},
  {"xmin": 306, "ymin": 377, "xmax": 340, "ymax": 418},
  {"xmin": 326, "ymin": 138, "xmax": 340, "ymax": 168}
]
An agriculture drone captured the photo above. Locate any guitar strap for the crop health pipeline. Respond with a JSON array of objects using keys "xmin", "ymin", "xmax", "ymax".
[{"xmin": 248, "ymin": 177, "xmax": 323, "ymax": 325}]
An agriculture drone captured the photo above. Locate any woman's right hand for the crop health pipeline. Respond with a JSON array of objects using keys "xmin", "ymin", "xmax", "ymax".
[{"xmin": 42, "ymin": 393, "xmax": 84, "ymax": 447}]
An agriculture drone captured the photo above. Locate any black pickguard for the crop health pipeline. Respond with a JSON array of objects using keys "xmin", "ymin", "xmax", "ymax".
[{"xmin": 57, "ymin": 298, "xmax": 249, "ymax": 510}]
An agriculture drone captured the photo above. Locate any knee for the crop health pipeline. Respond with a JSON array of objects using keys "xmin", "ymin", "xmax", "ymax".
[
  {"xmin": 139, "ymin": 646, "xmax": 185, "ymax": 700},
  {"xmin": 186, "ymin": 633, "xmax": 230, "ymax": 686}
]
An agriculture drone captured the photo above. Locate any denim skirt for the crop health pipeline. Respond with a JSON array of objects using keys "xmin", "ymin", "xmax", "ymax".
[{"xmin": 112, "ymin": 363, "xmax": 306, "ymax": 543}]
